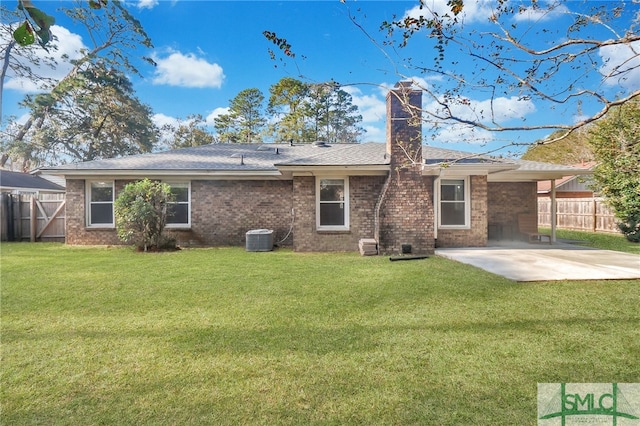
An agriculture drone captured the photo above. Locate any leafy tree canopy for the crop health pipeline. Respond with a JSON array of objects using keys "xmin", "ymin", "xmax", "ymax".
[
  {"xmin": 588, "ymin": 100, "xmax": 640, "ymax": 241},
  {"xmin": 521, "ymin": 129, "xmax": 594, "ymax": 165},
  {"xmin": 267, "ymin": 78, "xmax": 364, "ymax": 144},
  {"xmin": 2, "ymin": 64, "xmax": 158, "ymax": 168},
  {"xmin": 214, "ymin": 88, "xmax": 266, "ymax": 143},
  {"xmin": 1, "ymin": 0, "xmax": 156, "ymax": 168},
  {"xmin": 214, "ymin": 79, "xmax": 365, "ymax": 144},
  {"xmin": 163, "ymin": 114, "xmax": 214, "ymax": 149}
]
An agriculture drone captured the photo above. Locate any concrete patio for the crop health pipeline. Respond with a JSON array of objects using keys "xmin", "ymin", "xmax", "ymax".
[{"xmin": 435, "ymin": 241, "xmax": 640, "ymax": 282}]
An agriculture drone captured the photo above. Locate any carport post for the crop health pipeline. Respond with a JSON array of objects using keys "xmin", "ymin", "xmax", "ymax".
[{"xmin": 550, "ymin": 179, "xmax": 557, "ymax": 243}]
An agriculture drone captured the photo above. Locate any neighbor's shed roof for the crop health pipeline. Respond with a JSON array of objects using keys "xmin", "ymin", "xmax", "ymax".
[{"xmin": 0, "ymin": 170, "xmax": 65, "ymax": 192}]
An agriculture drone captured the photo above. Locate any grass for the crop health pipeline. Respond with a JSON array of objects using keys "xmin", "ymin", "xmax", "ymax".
[
  {"xmin": 1, "ymin": 243, "xmax": 639, "ymax": 425},
  {"xmin": 540, "ymin": 227, "xmax": 640, "ymax": 255}
]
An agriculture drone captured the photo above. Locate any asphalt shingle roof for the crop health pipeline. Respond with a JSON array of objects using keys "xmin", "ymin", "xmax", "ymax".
[
  {"xmin": 276, "ymin": 143, "xmax": 389, "ymax": 166},
  {"xmin": 42, "ymin": 142, "xmax": 584, "ymax": 177},
  {"xmin": 0, "ymin": 170, "xmax": 65, "ymax": 191}
]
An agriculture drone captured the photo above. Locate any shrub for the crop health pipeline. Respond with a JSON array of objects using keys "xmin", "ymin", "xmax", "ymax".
[
  {"xmin": 114, "ymin": 179, "xmax": 175, "ymax": 251},
  {"xmin": 618, "ymin": 214, "xmax": 640, "ymax": 243}
]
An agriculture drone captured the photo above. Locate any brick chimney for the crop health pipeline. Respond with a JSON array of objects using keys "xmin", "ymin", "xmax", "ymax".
[
  {"xmin": 386, "ymin": 81, "xmax": 422, "ymax": 169},
  {"xmin": 378, "ymin": 81, "xmax": 435, "ymax": 255}
]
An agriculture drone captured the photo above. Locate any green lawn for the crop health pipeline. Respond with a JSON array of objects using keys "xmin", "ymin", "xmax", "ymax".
[
  {"xmin": 1, "ymin": 243, "xmax": 639, "ymax": 425},
  {"xmin": 541, "ymin": 227, "xmax": 640, "ymax": 255}
]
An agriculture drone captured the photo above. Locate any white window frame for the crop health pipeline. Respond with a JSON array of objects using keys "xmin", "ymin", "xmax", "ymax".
[
  {"xmin": 437, "ymin": 177, "xmax": 471, "ymax": 229},
  {"xmin": 316, "ymin": 177, "xmax": 350, "ymax": 231},
  {"xmin": 165, "ymin": 181, "xmax": 191, "ymax": 229},
  {"xmin": 86, "ymin": 180, "xmax": 114, "ymax": 228}
]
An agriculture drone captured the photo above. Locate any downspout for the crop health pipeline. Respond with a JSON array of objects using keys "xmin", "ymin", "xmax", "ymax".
[
  {"xmin": 374, "ymin": 171, "xmax": 392, "ymax": 253},
  {"xmin": 433, "ymin": 175, "xmax": 439, "ymax": 244},
  {"xmin": 550, "ymin": 179, "xmax": 557, "ymax": 243}
]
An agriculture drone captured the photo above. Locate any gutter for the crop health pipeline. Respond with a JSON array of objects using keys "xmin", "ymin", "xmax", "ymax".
[
  {"xmin": 37, "ymin": 169, "xmax": 285, "ymax": 179},
  {"xmin": 423, "ymin": 163, "xmax": 519, "ymax": 176}
]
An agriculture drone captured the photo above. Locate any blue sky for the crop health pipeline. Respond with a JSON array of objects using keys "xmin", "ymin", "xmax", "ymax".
[{"xmin": 2, "ymin": 0, "xmax": 639, "ymax": 156}]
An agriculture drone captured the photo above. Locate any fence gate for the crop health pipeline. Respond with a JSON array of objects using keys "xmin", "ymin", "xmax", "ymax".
[{"xmin": 1, "ymin": 193, "xmax": 65, "ymax": 242}]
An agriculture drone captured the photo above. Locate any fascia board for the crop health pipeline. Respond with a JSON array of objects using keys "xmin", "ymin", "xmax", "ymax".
[
  {"xmin": 277, "ymin": 165, "xmax": 389, "ymax": 176},
  {"xmin": 0, "ymin": 186, "xmax": 65, "ymax": 193},
  {"xmin": 489, "ymin": 168, "xmax": 593, "ymax": 181},
  {"xmin": 423, "ymin": 163, "xmax": 519, "ymax": 176},
  {"xmin": 49, "ymin": 169, "xmax": 285, "ymax": 180},
  {"xmin": 488, "ymin": 171, "xmax": 584, "ymax": 182}
]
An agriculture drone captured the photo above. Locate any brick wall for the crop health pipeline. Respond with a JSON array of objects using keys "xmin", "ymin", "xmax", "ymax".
[
  {"xmin": 378, "ymin": 170, "xmax": 435, "ymax": 254},
  {"xmin": 487, "ymin": 181, "xmax": 538, "ymax": 240},
  {"xmin": 436, "ymin": 175, "xmax": 488, "ymax": 248},
  {"xmin": 65, "ymin": 179, "xmax": 124, "ymax": 245},
  {"xmin": 183, "ymin": 180, "xmax": 293, "ymax": 247},
  {"xmin": 65, "ymin": 178, "xmax": 294, "ymax": 247},
  {"xmin": 292, "ymin": 175, "xmax": 385, "ymax": 252}
]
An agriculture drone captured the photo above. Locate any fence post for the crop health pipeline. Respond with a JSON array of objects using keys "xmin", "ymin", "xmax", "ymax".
[
  {"xmin": 550, "ymin": 179, "xmax": 557, "ymax": 243},
  {"xmin": 8, "ymin": 194, "xmax": 15, "ymax": 241},
  {"xmin": 30, "ymin": 196, "xmax": 36, "ymax": 242}
]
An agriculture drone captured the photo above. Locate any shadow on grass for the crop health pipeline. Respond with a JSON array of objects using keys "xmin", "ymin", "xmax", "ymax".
[
  {"xmin": 168, "ymin": 315, "xmax": 638, "ymax": 356},
  {"xmin": 6, "ymin": 314, "xmax": 633, "ymax": 356}
]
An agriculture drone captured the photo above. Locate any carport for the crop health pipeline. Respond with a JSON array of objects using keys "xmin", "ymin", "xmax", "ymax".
[{"xmin": 436, "ymin": 241, "xmax": 640, "ymax": 282}]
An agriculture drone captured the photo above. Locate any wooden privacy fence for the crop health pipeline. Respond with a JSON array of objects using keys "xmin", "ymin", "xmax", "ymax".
[
  {"xmin": 538, "ymin": 197, "xmax": 618, "ymax": 234},
  {"xmin": 1, "ymin": 193, "xmax": 66, "ymax": 242}
]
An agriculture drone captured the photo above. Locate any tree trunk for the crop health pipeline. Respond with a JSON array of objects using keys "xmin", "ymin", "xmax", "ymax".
[{"xmin": 0, "ymin": 39, "xmax": 17, "ymax": 122}]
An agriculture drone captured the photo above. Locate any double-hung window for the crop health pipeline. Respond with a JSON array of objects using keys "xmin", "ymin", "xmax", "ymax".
[
  {"xmin": 438, "ymin": 178, "xmax": 470, "ymax": 228},
  {"xmin": 166, "ymin": 182, "xmax": 190, "ymax": 227},
  {"xmin": 317, "ymin": 178, "xmax": 349, "ymax": 230},
  {"xmin": 87, "ymin": 181, "xmax": 114, "ymax": 227}
]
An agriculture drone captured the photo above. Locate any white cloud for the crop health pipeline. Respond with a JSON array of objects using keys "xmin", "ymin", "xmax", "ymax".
[
  {"xmin": 205, "ymin": 107, "xmax": 230, "ymax": 126},
  {"xmin": 405, "ymin": 0, "xmax": 495, "ymax": 25},
  {"xmin": 342, "ymin": 86, "xmax": 386, "ymax": 123},
  {"xmin": 135, "ymin": 0, "xmax": 159, "ymax": 9},
  {"xmin": 426, "ymin": 95, "xmax": 536, "ymax": 123},
  {"xmin": 599, "ymin": 40, "xmax": 640, "ymax": 91},
  {"xmin": 151, "ymin": 51, "xmax": 225, "ymax": 88},
  {"xmin": 431, "ymin": 125, "xmax": 494, "ymax": 145},
  {"xmin": 513, "ymin": 4, "xmax": 570, "ymax": 22},
  {"xmin": 154, "ymin": 112, "xmax": 218, "ymax": 131},
  {"xmin": 424, "ymin": 95, "xmax": 536, "ymax": 143},
  {"xmin": 474, "ymin": 96, "xmax": 537, "ymax": 122},
  {"xmin": 361, "ymin": 125, "xmax": 384, "ymax": 143},
  {"xmin": 151, "ymin": 113, "xmax": 179, "ymax": 150},
  {"xmin": 343, "ymin": 77, "xmax": 435, "ymax": 126},
  {"xmin": 152, "ymin": 113, "xmax": 181, "ymax": 128},
  {"xmin": 3, "ymin": 25, "xmax": 85, "ymax": 93},
  {"xmin": 405, "ymin": 1, "xmax": 571, "ymax": 26},
  {"xmin": 9, "ymin": 112, "xmax": 32, "ymax": 126}
]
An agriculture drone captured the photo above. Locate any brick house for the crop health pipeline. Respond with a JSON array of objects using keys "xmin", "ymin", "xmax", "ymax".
[{"xmin": 42, "ymin": 82, "xmax": 584, "ymax": 254}]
